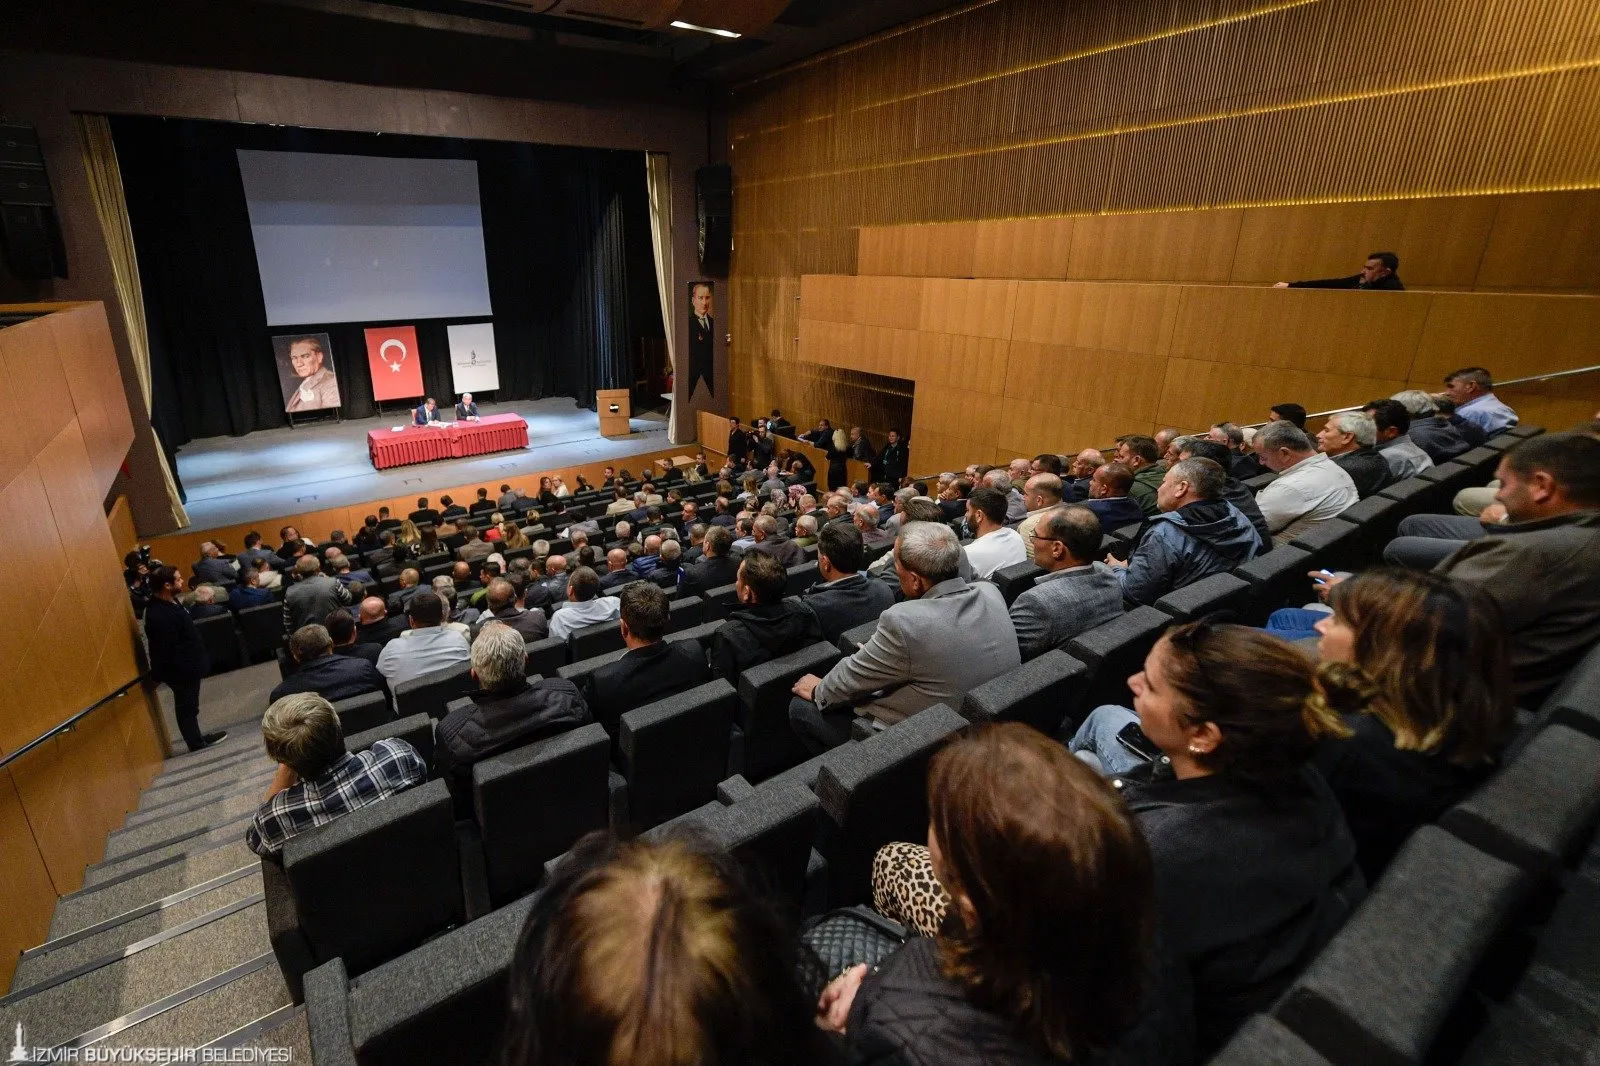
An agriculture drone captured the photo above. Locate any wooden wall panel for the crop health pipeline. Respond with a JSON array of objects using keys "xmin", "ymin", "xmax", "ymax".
[
  {"xmin": 0, "ymin": 772, "xmax": 57, "ymax": 991},
  {"xmin": 729, "ymin": 0, "xmax": 1600, "ymax": 444}
]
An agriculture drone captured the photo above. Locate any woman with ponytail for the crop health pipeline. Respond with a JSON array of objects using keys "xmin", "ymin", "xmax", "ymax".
[
  {"xmin": 1311, "ymin": 569, "xmax": 1512, "ymax": 879},
  {"xmin": 1070, "ymin": 620, "xmax": 1363, "ymax": 1057}
]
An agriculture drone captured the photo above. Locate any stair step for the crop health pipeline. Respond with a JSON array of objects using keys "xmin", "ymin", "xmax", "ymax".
[
  {"xmin": 93, "ymin": 959, "xmax": 289, "ymax": 1056},
  {"xmin": 12, "ymin": 871, "xmax": 262, "ymax": 993},
  {"xmin": 0, "ymin": 902, "xmax": 270, "ymax": 1048},
  {"xmin": 136, "ymin": 760, "xmax": 274, "ymax": 815},
  {"xmin": 125, "ymin": 769, "xmax": 275, "ymax": 829},
  {"xmin": 53, "ymin": 842, "xmax": 257, "ymax": 937},
  {"xmin": 145, "ymin": 748, "xmax": 270, "ymax": 797},
  {"xmin": 83, "ymin": 817, "xmax": 256, "ymax": 889},
  {"xmin": 206, "ymin": 1003, "xmax": 306, "ymax": 1056},
  {"xmin": 156, "ymin": 733, "xmax": 262, "ymax": 775},
  {"xmin": 108, "ymin": 791, "xmax": 264, "ymax": 855}
]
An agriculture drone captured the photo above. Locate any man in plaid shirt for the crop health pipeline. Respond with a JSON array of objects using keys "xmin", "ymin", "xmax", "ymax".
[{"xmin": 247, "ymin": 692, "xmax": 427, "ymax": 857}]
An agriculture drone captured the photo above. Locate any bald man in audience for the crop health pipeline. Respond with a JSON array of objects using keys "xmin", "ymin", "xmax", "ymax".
[
  {"xmin": 1067, "ymin": 448, "xmax": 1105, "ymax": 501},
  {"xmin": 746, "ymin": 512, "xmax": 802, "ymax": 566},
  {"xmin": 1018, "ymin": 473, "xmax": 1064, "ymax": 562},
  {"xmin": 355, "ymin": 596, "xmax": 408, "ymax": 646},
  {"xmin": 598, "ymin": 547, "xmax": 633, "ymax": 591},
  {"xmin": 386, "ymin": 568, "xmax": 422, "ymax": 616},
  {"xmin": 1083, "ymin": 462, "xmax": 1146, "ymax": 531},
  {"xmin": 472, "ymin": 577, "xmax": 550, "ymax": 641}
]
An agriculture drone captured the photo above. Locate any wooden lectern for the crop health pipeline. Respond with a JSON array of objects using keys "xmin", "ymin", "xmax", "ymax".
[{"xmin": 597, "ymin": 389, "xmax": 632, "ymax": 437}]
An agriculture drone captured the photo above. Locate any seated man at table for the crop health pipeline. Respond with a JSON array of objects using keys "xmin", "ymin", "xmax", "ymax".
[
  {"xmin": 413, "ymin": 397, "xmax": 443, "ymax": 426},
  {"xmin": 455, "ymin": 392, "xmax": 480, "ymax": 421}
]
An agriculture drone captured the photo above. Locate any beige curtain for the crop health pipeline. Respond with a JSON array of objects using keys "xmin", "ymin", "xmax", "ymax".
[
  {"xmin": 645, "ymin": 152, "xmax": 685, "ymax": 444},
  {"xmin": 74, "ymin": 113, "xmax": 189, "ymax": 527}
]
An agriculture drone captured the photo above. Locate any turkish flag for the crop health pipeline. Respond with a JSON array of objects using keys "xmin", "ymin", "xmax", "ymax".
[{"xmin": 364, "ymin": 325, "xmax": 425, "ymax": 402}]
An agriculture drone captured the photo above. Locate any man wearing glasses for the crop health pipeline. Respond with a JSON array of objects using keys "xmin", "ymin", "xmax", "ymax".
[{"xmin": 1010, "ymin": 506, "xmax": 1125, "ymax": 661}]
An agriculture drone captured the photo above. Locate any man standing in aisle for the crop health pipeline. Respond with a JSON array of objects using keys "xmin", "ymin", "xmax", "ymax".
[{"xmin": 143, "ymin": 566, "xmax": 227, "ymax": 753}]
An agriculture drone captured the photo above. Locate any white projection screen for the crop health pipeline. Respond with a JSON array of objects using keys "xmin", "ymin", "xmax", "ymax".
[{"xmin": 237, "ymin": 150, "xmax": 494, "ymax": 326}]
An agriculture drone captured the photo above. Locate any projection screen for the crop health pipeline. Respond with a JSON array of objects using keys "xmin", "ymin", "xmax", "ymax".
[{"xmin": 237, "ymin": 149, "xmax": 494, "ymax": 326}]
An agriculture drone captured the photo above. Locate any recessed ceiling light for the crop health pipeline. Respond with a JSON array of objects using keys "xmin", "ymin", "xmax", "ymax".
[{"xmin": 670, "ymin": 20, "xmax": 741, "ymax": 38}]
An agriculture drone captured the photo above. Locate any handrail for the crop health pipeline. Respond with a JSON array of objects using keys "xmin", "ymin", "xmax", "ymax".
[
  {"xmin": 0, "ymin": 675, "xmax": 148, "ymax": 772},
  {"xmin": 1247, "ymin": 363, "xmax": 1600, "ymax": 428}
]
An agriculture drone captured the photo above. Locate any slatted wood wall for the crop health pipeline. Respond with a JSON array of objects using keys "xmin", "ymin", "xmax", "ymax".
[{"xmin": 724, "ymin": 0, "xmax": 1600, "ymax": 451}]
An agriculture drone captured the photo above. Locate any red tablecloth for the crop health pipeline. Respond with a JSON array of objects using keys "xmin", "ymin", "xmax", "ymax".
[{"xmin": 367, "ymin": 414, "xmax": 529, "ymax": 470}]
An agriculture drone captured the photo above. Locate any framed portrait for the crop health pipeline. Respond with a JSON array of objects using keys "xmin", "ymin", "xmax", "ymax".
[
  {"xmin": 273, "ymin": 332, "xmax": 341, "ymax": 413},
  {"xmin": 687, "ymin": 280, "xmax": 714, "ymax": 398}
]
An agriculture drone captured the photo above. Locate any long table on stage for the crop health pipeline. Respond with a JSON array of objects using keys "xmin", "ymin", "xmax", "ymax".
[{"xmin": 367, "ymin": 413, "xmax": 530, "ymax": 470}]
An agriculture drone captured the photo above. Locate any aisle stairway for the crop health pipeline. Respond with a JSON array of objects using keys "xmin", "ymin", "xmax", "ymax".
[{"xmin": 2, "ymin": 665, "xmax": 309, "ymax": 1059}]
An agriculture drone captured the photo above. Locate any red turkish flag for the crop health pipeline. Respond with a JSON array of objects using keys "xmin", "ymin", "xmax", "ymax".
[{"xmin": 364, "ymin": 325, "xmax": 424, "ymax": 402}]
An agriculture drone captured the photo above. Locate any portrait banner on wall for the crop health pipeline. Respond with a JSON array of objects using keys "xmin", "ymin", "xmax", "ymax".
[
  {"xmin": 364, "ymin": 324, "xmax": 425, "ymax": 402},
  {"xmin": 687, "ymin": 280, "xmax": 714, "ymax": 399},
  {"xmin": 273, "ymin": 332, "xmax": 341, "ymax": 413},
  {"xmin": 446, "ymin": 322, "xmax": 500, "ymax": 394}
]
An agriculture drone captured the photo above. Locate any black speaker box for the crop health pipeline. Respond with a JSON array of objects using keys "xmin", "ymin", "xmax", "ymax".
[
  {"xmin": 696, "ymin": 163, "xmax": 732, "ymax": 277},
  {"xmin": 0, "ymin": 125, "xmax": 68, "ymax": 280}
]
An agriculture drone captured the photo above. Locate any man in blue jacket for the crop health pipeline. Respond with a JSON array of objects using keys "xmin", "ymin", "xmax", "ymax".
[{"xmin": 1108, "ymin": 458, "xmax": 1261, "ymax": 606}]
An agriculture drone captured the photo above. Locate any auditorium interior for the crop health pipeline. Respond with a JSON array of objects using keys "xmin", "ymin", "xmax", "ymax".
[{"xmin": 2, "ymin": 0, "xmax": 1599, "ymax": 1062}]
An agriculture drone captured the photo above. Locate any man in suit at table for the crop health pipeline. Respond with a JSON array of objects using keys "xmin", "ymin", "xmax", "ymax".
[
  {"xmin": 455, "ymin": 393, "xmax": 480, "ymax": 421},
  {"xmin": 414, "ymin": 398, "xmax": 443, "ymax": 426}
]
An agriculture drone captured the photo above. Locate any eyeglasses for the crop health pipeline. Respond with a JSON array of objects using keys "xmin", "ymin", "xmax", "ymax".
[{"xmin": 1028, "ymin": 532, "xmax": 1062, "ymax": 543}]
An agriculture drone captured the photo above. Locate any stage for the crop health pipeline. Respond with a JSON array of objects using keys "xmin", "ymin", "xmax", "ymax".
[{"xmin": 174, "ymin": 397, "xmax": 669, "ymax": 529}]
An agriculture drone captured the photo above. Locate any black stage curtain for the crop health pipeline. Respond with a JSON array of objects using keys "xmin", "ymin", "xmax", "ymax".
[{"xmin": 112, "ymin": 117, "xmax": 656, "ymax": 483}]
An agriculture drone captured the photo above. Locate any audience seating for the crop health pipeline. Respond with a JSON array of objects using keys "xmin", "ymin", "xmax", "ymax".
[
  {"xmin": 1289, "ymin": 517, "xmax": 1366, "ymax": 576},
  {"xmin": 331, "ymin": 691, "xmax": 395, "ymax": 735},
  {"xmin": 393, "ymin": 662, "xmax": 476, "ymax": 720},
  {"xmin": 1453, "ymin": 445, "xmax": 1503, "ymax": 480},
  {"xmin": 569, "ymin": 619, "xmax": 628, "ymax": 661},
  {"xmin": 471, "ymin": 723, "xmax": 611, "ymax": 907},
  {"xmin": 1233, "ymin": 545, "xmax": 1316, "ymax": 625},
  {"xmin": 813, "ymin": 703, "xmax": 969, "ymax": 909},
  {"xmin": 1206, "ymin": 1016, "xmax": 1336, "ymax": 1066},
  {"xmin": 1153, "ymin": 571, "xmax": 1254, "ymax": 622},
  {"xmin": 991, "ymin": 559, "xmax": 1045, "ymax": 606},
  {"xmin": 344, "ymin": 713, "xmax": 434, "ymax": 766},
  {"xmin": 959, "ymin": 650, "xmax": 1090, "ymax": 735},
  {"xmin": 275, "ymin": 647, "xmax": 297, "ymax": 681},
  {"xmin": 1502, "ymin": 424, "xmax": 1544, "ymax": 439},
  {"xmin": 617, "ymin": 679, "xmax": 737, "ymax": 833},
  {"xmin": 1066, "ymin": 607, "xmax": 1174, "ymax": 716},
  {"xmin": 701, "ymin": 581, "xmax": 740, "ymax": 619},
  {"xmin": 1271, "ymin": 826, "xmax": 1530, "ymax": 1066},
  {"xmin": 733, "ymin": 640, "xmax": 843, "ymax": 782},
  {"xmin": 195, "ymin": 614, "xmax": 243, "ymax": 675},
  {"xmin": 667, "ymin": 595, "xmax": 706, "ymax": 631},
  {"xmin": 523, "ymin": 634, "xmax": 567, "ymax": 677},
  {"xmin": 784, "ymin": 561, "xmax": 819, "ymax": 596},
  {"xmin": 1332, "ymin": 495, "xmax": 1405, "ymax": 561},
  {"xmin": 1521, "ymin": 640, "xmax": 1600, "ymax": 746},
  {"xmin": 238, "ymin": 602, "xmax": 287, "ymax": 662},
  {"xmin": 265, "ymin": 778, "xmax": 464, "ymax": 1002},
  {"xmin": 1378, "ymin": 475, "xmax": 1452, "ymax": 525},
  {"xmin": 837, "ymin": 618, "xmax": 879, "ymax": 654},
  {"xmin": 1244, "ymin": 471, "xmax": 1280, "ymax": 492}
]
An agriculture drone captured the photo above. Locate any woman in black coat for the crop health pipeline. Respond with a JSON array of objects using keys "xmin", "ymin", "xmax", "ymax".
[{"xmin": 819, "ymin": 724, "xmax": 1174, "ymax": 1066}]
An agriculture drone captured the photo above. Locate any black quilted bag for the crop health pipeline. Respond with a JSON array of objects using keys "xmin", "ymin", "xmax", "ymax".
[{"xmin": 796, "ymin": 905, "xmax": 909, "ymax": 1000}]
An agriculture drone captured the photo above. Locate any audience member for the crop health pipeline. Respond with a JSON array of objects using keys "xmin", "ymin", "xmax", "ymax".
[
  {"xmin": 980, "ymin": 469, "xmax": 1028, "ymax": 526},
  {"xmin": 580, "ymin": 583, "xmax": 710, "ymax": 734},
  {"xmin": 1209, "ymin": 422, "xmax": 1265, "ymax": 480},
  {"xmin": 458, "ymin": 526, "xmax": 494, "ymax": 566},
  {"xmin": 1269, "ymin": 402, "xmax": 1308, "ymax": 428},
  {"xmin": 1011, "ymin": 505, "xmax": 1124, "ymax": 661},
  {"xmin": 1016, "ymin": 473, "xmax": 1063, "ymax": 561},
  {"xmin": 408, "ymin": 496, "xmax": 441, "ymax": 528},
  {"xmin": 548, "ymin": 565, "xmax": 624, "ymax": 641},
  {"xmin": 230, "ymin": 567, "xmax": 275, "ymax": 609},
  {"xmin": 1364, "ymin": 398, "xmax": 1434, "ymax": 479},
  {"xmin": 1069, "ymin": 623, "xmax": 1363, "ymax": 1055},
  {"xmin": 283, "ymin": 554, "xmax": 352, "ymax": 632},
  {"xmin": 597, "ymin": 548, "xmax": 635, "ymax": 592},
  {"xmin": 434, "ymin": 622, "xmax": 590, "ymax": 813},
  {"xmin": 849, "ymin": 503, "xmax": 891, "ymax": 553},
  {"xmin": 270, "ymin": 624, "xmax": 387, "ymax": 705},
  {"xmin": 790, "ymin": 523, "xmax": 1019, "ymax": 752},
  {"xmin": 1276, "ymin": 250, "xmax": 1403, "ymax": 290},
  {"xmin": 681, "ymin": 526, "xmax": 738, "ymax": 597},
  {"xmin": 876, "ymin": 427, "xmax": 908, "ymax": 484},
  {"xmin": 187, "ymin": 584, "xmax": 229, "ymax": 619},
  {"xmin": 469, "ymin": 487, "xmax": 496, "ymax": 515},
  {"xmin": 1066, "ymin": 447, "xmax": 1105, "ymax": 499},
  {"xmin": 375, "ymin": 590, "xmax": 470, "ymax": 688},
  {"xmin": 144, "ymin": 566, "xmax": 225, "ymax": 752},
  {"xmin": 1108, "ymin": 458, "xmax": 1261, "ymax": 606},
  {"xmin": 1314, "ymin": 410, "xmax": 1394, "ymax": 498},
  {"xmin": 236, "ymin": 531, "xmax": 279, "ymax": 572},
  {"xmin": 325, "ymin": 608, "xmax": 381, "ymax": 665},
  {"xmin": 962, "ymin": 486, "xmax": 1027, "ymax": 579},
  {"xmin": 1310, "ymin": 570, "xmax": 1512, "ymax": 879},
  {"xmin": 1114, "ymin": 436, "xmax": 1166, "ymax": 518},
  {"xmin": 1391, "ymin": 389, "xmax": 1473, "ymax": 462},
  {"xmin": 385, "ymin": 568, "xmax": 422, "ymax": 616},
  {"xmin": 746, "ymin": 513, "xmax": 802, "ymax": 566},
  {"xmin": 1442, "ymin": 366, "xmax": 1517, "ymax": 435},
  {"xmin": 245, "ymin": 693, "xmax": 426, "ymax": 858},
  {"xmin": 791, "ymin": 514, "xmax": 819, "ymax": 548},
  {"xmin": 1083, "ymin": 462, "xmax": 1146, "ymax": 531},
  {"xmin": 328, "ymin": 551, "xmax": 373, "ymax": 588},
  {"xmin": 500, "ymin": 833, "xmax": 830, "ymax": 1066},
  {"xmin": 1252, "ymin": 420, "xmax": 1359, "ymax": 545},
  {"xmin": 828, "ymin": 724, "xmax": 1164, "ymax": 1064},
  {"xmin": 799, "ymin": 523, "xmax": 894, "ymax": 644},
  {"xmin": 472, "ymin": 577, "xmax": 550, "ymax": 641},
  {"xmin": 712, "ymin": 552, "xmax": 824, "ymax": 680},
  {"xmin": 192, "ymin": 540, "xmax": 238, "ymax": 587},
  {"xmin": 1173, "ymin": 437, "xmax": 1271, "ymax": 544},
  {"xmin": 355, "ymin": 596, "xmax": 407, "ymax": 646}
]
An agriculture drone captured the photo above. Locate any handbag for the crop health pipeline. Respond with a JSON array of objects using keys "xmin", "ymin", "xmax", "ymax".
[{"xmin": 796, "ymin": 905, "xmax": 909, "ymax": 1001}]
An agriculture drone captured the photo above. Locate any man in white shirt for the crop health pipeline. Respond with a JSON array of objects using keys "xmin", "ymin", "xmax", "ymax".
[
  {"xmin": 963, "ymin": 486, "xmax": 1027, "ymax": 579},
  {"xmin": 548, "ymin": 566, "xmax": 622, "ymax": 641},
  {"xmin": 1443, "ymin": 366, "xmax": 1518, "ymax": 436},
  {"xmin": 1251, "ymin": 420, "xmax": 1360, "ymax": 546},
  {"xmin": 375, "ymin": 590, "xmax": 470, "ymax": 688}
]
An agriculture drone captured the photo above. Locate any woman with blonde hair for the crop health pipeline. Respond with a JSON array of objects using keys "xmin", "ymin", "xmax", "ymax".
[
  {"xmin": 1311, "ymin": 568, "xmax": 1511, "ymax": 878},
  {"xmin": 483, "ymin": 512, "xmax": 504, "ymax": 542},
  {"xmin": 394, "ymin": 518, "xmax": 422, "ymax": 561},
  {"xmin": 499, "ymin": 520, "xmax": 529, "ymax": 550}
]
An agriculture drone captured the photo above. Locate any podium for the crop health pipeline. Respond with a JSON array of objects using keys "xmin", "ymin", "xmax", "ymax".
[{"xmin": 597, "ymin": 389, "xmax": 632, "ymax": 438}]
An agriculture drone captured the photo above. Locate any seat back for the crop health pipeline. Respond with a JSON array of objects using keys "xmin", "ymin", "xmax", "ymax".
[
  {"xmin": 569, "ymin": 620, "xmax": 626, "ymax": 662},
  {"xmin": 1378, "ymin": 475, "xmax": 1448, "ymax": 524},
  {"xmin": 735, "ymin": 641, "xmax": 843, "ymax": 782},
  {"xmin": 1153, "ymin": 571, "xmax": 1253, "ymax": 622},
  {"xmin": 1272, "ymin": 826, "xmax": 1530, "ymax": 1066},
  {"xmin": 1243, "ymin": 471, "xmax": 1279, "ymax": 492},
  {"xmin": 992, "ymin": 560, "xmax": 1046, "ymax": 606},
  {"xmin": 196, "ymin": 614, "xmax": 242, "ymax": 674},
  {"xmin": 283, "ymin": 779, "xmax": 463, "ymax": 976},
  {"xmin": 345, "ymin": 713, "xmax": 434, "ymax": 766},
  {"xmin": 815, "ymin": 704, "xmax": 969, "ymax": 908},
  {"xmin": 1066, "ymin": 607, "xmax": 1174, "ymax": 712},
  {"xmin": 959, "ymin": 650, "xmax": 1089, "ymax": 735},
  {"xmin": 837, "ymin": 618, "xmax": 880, "ymax": 654},
  {"xmin": 1233, "ymin": 545, "xmax": 1316, "ymax": 625},
  {"xmin": 1523, "ymin": 639, "xmax": 1600, "ymax": 746},
  {"xmin": 1334, "ymin": 494, "xmax": 1404, "ymax": 556},
  {"xmin": 619, "ymin": 680, "xmax": 738, "ymax": 833},
  {"xmin": 1454, "ymin": 445, "xmax": 1502, "ymax": 480},
  {"xmin": 473, "ymin": 723, "xmax": 611, "ymax": 906},
  {"xmin": 1289, "ymin": 517, "xmax": 1367, "ymax": 575},
  {"xmin": 666, "ymin": 595, "xmax": 706, "ymax": 632},
  {"xmin": 393, "ymin": 661, "xmax": 474, "ymax": 720},
  {"xmin": 331, "ymin": 691, "xmax": 395, "ymax": 735},
  {"xmin": 524, "ymin": 634, "xmax": 568, "ymax": 677},
  {"xmin": 702, "ymin": 581, "xmax": 739, "ymax": 619},
  {"xmin": 785, "ymin": 561, "xmax": 819, "ymax": 596},
  {"xmin": 238, "ymin": 603, "xmax": 287, "ymax": 660}
]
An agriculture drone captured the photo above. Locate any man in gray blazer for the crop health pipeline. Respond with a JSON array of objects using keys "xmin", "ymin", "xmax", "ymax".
[
  {"xmin": 1010, "ymin": 505, "xmax": 1125, "ymax": 661},
  {"xmin": 789, "ymin": 522, "xmax": 1020, "ymax": 753}
]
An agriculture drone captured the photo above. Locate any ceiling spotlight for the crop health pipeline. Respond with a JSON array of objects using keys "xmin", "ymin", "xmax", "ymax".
[{"xmin": 670, "ymin": 20, "xmax": 741, "ymax": 38}]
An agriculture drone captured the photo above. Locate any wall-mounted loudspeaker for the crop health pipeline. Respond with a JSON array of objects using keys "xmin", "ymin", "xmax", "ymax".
[
  {"xmin": 696, "ymin": 163, "xmax": 732, "ymax": 278},
  {"xmin": 0, "ymin": 125, "xmax": 69, "ymax": 281}
]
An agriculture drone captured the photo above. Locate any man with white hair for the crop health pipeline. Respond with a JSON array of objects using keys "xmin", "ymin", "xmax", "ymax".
[
  {"xmin": 853, "ymin": 503, "xmax": 894, "ymax": 551},
  {"xmin": 1066, "ymin": 449, "xmax": 1105, "ymax": 501},
  {"xmin": 1391, "ymin": 389, "xmax": 1474, "ymax": 463},
  {"xmin": 1315, "ymin": 411, "xmax": 1394, "ymax": 498},
  {"xmin": 981, "ymin": 469, "xmax": 1028, "ymax": 526},
  {"xmin": 792, "ymin": 513, "xmax": 819, "ymax": 548},
  {"xmin": 434, "ymin": 622, "xmax": 590, "ymax": 813},
  {"xmin": 747, "ymin": 512, "xmax": 802, "ymax": 566},
  {"xmin": 192, "ymin": 540, "xmax": 238, "ymax": 587},
  {"xmin": 187, "ymin": 583, "xmax": 228, "ymax": 619},
  {"xmin": 1252, "ymin": 420, "xmax": 1360, "ymax": 545},
  {"xmin": 283, "ymin": 553, "xmax": 352, "ymax": 631},
  {"xmin": 789, "ymin": 521, "xmax": 1019, "ymax": 752}
]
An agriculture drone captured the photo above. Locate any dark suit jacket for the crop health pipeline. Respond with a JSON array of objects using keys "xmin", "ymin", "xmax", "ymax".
[
  {"xmin": 681, "ymin": 554, "xmax": 738, "ymax": 597},
  {"xmin": 188, "ymin": 603, "xmax": 229, "ymax": 620},
  {"xmin": 414, "ymin": 404, "xmax": 439, "ymax": 425},
  {"xmin": 582, "ymin": 641, "xmax": 710, "ymax": 735},
  {"xmin": 193, "ymin": 556, "xmax": 238, "ymax": 586},
  {"xmin": 356, "ymin": 615, "xmax": 409, "ymax": 646},
  {"xmin": 409, "ymin": 508, "xmax": 441, "ymax": 528},
  {"xmin": 335, "ymin": 643, "xmax": 383, "ymax": 666},
  {"xmin": 455, "ymin": 402, "xmax": 479, "ymax": 420},
  {"xmin": 230, "ymin": 586, "xmax": 275, "ymax": 610},
  {"xmin": 144, "ymin": 598, "xmax": 208, "ymax": 681},
  {"xmin": 801, "ymin": 573, "xmax": 896, "ymax": 644},
  {"xmin": 1085, "ymin": 496, "xmax": 1147, "ymax": 533},
  {"xmin": 747, "ymin": 536, "xmax": 801, "ymax": 568},
  {"xmin": 269, "ymin": 653, "xmax": 386, "ymax": 705}
]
